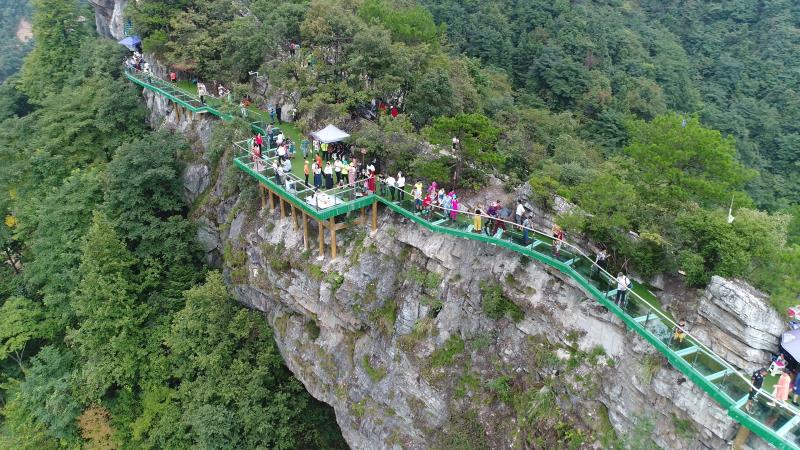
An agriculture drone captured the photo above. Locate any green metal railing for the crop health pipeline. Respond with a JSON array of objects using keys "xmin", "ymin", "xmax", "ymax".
[
  {"xmin": 125, "ymin": 69, "xmax": 800, "ymax": 448},
  {"xmin": 125, "ymin": 68, "xmax": 233, "ymax": 120}
]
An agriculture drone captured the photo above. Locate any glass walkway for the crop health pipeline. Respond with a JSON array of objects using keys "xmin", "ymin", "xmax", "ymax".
[{"xmin": 128, "ymin": 68, "xmax": 800, "ymax": 450}]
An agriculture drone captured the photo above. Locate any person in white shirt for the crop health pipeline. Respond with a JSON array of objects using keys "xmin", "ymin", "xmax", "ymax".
[
  {"xmin": 396, "ymin": 172, "xmax": 405, "ymax": 201},
  {"xmin": 515, "ymin": 201, "xmax": 526, "ymax": 225},
  {"xmin": 615, "ymin": 272, "xmax": 631, "ymax": 307},
  {"xmin": 282, "ymin": 158, "xmax": 292, "ymax": 174},
  {"xmin": 334, "ymin": 158, "xmax": 343, "ymax": 185},
  {"xmin": 385, "ymin": 174, "xmax": 397, "ymax": 200},
  {"xmin": 277, "ymin": 145, "xmax": 286, "ymax": 162},
  {"xmin": 452, "ymin": 136, "xmax": 460, "ymax": 150},
  {"xmin": 276, "ymin": 132, "xmax": 285, "ymax": 146}
]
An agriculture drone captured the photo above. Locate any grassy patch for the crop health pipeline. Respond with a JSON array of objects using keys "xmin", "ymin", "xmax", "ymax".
[
  {"xmin": 305, "ymin": 319, "xmax": 320, "ymax": 340},
  {"xmin": 430, "ymin": 335, "xmax": 465, "ymax": 368},
  {"xmin": 362, "ymin": 355, "xmax": 387, "ymax": 382},
  {"xmin": 369, "ymin": 299, "xmax": 398, "ymax": 335},
  {"xmin": 641, "ymin": 353, "xmax": 662, "ymax": 385},
  {"xmin": 480, "ymin": 281, "xmax": 524, "ymax": 322},
  {"xmin": 454, "ymin": 372, "xmax": 481, "ymax": 399},
  {"xmin": 398, "ymin": 316, "xmax": 436, "ymax": 353},
  {"xmin": 351, "ymin": 399, "xmax": 367, "ymax": 418},
  {"xmin": 261, "ymin": 242, "xmax": 289, "ymax": 272},
  {"xmin": 324, "ymin": 271, "xmax": 344, "ymax": 294},
  {"xmin": 671, "ymin": 413, "xmax": 695, "ymax": 439},
  {"xmin": 309, "ymin": 264, "xmax": 324, "ymax": 280},
  {"xmin": 486, "ymin": 375, "xmax": 513, "ymax": 404},
  {"xmin": 433, "ymin": 410, "xmax": 490, "ymax": 450}
]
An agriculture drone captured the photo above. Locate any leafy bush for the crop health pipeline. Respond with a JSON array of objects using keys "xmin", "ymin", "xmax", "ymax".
[{"xmin": 480, "ymin": 282, "xmax": 523, "ymax": 322}]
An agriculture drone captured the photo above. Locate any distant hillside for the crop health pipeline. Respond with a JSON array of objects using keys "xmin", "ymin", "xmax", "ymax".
[
  {"xmin": 421, "ymin": 0, "xmax": 800, "ymax": 210},
  {"xmin": 0, "ymin": 0, "xmax": 33, "ymax": 82}
]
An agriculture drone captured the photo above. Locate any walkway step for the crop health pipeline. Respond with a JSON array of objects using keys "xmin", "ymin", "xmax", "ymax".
[
  {"xmin": 777, "ymin": 415, "xmax": 800, "ymax": 437},
  {"xmin": 493, "ymin": 229, "xmax": 503, "ymax": 239},
  {"xmin": 705, "ymin": 368, "xmax": 734, "ymax": 382},
  {"xmin": 564, "ymin": 257, "xmax": 577, "ymax": 266},
  {"xmin": 633, "ymin": 314, "xmax": 657, "ymax": 324},
  {"xmin": 530, "ymin": 240, "xmax": 542, "ymax": 249},
  {"xmin": 675, "ymin": 346, "xmax": 699, "ymax": 357},
  {"xmin": 432, "ymin": 218, "xmax": 447, "ymax": 225}
]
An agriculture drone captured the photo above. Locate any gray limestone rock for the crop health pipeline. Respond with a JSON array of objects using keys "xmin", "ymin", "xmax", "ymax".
[
  {"xmin": 183, "ymin": 164, "xmax": 210, "ymax": 203},
  {"xmin": 694, "ymin": 276, "xmax": 784, "ymax": 370}
]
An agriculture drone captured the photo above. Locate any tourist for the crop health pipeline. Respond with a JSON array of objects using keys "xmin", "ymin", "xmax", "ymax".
[
  {"xmin": 792, "ymin": 373, "xmax": 800, "ymax": 405},
  {"xmin": 288, "ymin": 140, "xmax": 296, "ymax": 158},
  {"xmin": 391, "ymin": 105, "xmax": 398, "ymax": 118},
  {"xmin": 397, "ymin": 172, "xmax": 405, "ymax": 200},
  {"xmin": 252, "ymin": 143, "xmax": 263, "ymax": 172},
  {"xmin": 386, "ymin": 173, "xmax": 397, "ymax": 200},
  {"xmin": 269, "ymin": 103, "xmax": 276, "ymax": 123},
  {"xmin": 592, "ymin": 246, "xmax": 608, "ymax": 279},
  {"xmin": 304, "ymin": 160, "xmax": 310, "ymax": 187},
  {"xmin": 769, "ymin": 354, "xmax": 788, "ymax": 377},
  {"xmin": 473, "ymin": 209, "xmax": 483, "ymax": 233},
  {"xmin": 442, "ymin": 191, "xmax": 452, "ymax": 218},
  {"xmin": 276, "ymin": 104, "xmax": 282, "ymax": 124},
  {"xmin": 378, "ymin": 173, "xmax": 387, "ymax": 196},
  {"xmin": 437, "ymin": 188, "xmax": 445, "ymax": 207},
  {"xmin": 552, "ymin": 224, "xmax": 564, "ymax": 257},
  {"xmin": 522, "ymin": 214, "xmax": 533, "ymax": 245},
  {"xmin": 615, "ymin": 272, "xmax": 631, "ymax": 308},
  {"xmin": 349, "ymin": 160, "xmax": 357, "ymax": 187},
  {"xmin": 745, "ymin": 368, "xmax": 767, "ymax": 413},
  {"xmin": 313, "ymin": 139, "xmax": 320, "ymax": 155},
  {"xmin": 413, "ymin": 182, "xmax": 423, "ymax": 211},
  {"xmin": 769, "ymin": 370, "xmax": 792, "ymax": 406},
  {"xmin": 324, "ymin": 162, "xmax": 334, "ymax": 189},
  {"xmin": 313, "ymin": 162, "xmax": 322, "ymax": 189},
  {"xmin": 301, "ymin": 139, "xmax": 310, "ymax": 159},
  {"xmin": 275, "ymin": 164, "xmax": 283, "ymax": 187},
  {"xmin": 197, "ymin": 82, "xmax": 208, "ymax": 105},
  {"xmin": 277, "ymin": 144, "xmax": 286, "ymax": 162},
  {"xmin": 282, "ymin": 158, "xmax": 291, "ymax": 175},
  {"xmin": 315, "ymin": 152, "xmax": 323, "ymax": 170},
  {"xmin": 428, "ymin": 181, "xmax": 438, "ymax": 197},
  {"xmin": 341, "ymin": 159, "xmax": 350, "ymax": 188},
  {"xmin": 515, "ymin": 201, "xmax": 526, "ymax": 226},
  {"xmin": 422, "ymin": 193, "xmax": 433, "ymax": 217},
  {"xmin": 254, "ymin": 133, "xmax": 263, "ymax": 150},
  {"xmin": 452, "ymin": 136, "xmax": 460, "ymax": 151},
  {"xmin": 276, "ymin": 131, "xmax": 285, "ymax": 146},
  {"xmin": 672, "ymin": 319, "xmax": 687, "ymax": 344},
  {"xmin": 450, "ymin": 194, "xmax": 459, "ymax": 222},
  {"xmin": 486, "ymin": 200, "xmax": 501, "ymax": 234},
  {"xmin": 367, "ymin": 170, "xmax": 376, "ymax": 193},
  {"xmin": 170, "ymin": 71, "xmax": 177, "ymax": 83},
  {"xmin": 334, "ymin": 157, "xmax": 343, "ymax": 185}
]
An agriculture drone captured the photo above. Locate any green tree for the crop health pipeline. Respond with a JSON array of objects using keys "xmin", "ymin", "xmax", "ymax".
[
  {"xmin": 424, "ymin": 113, "xmax": 501, "ymax": 188},
  {"xmin": 0, "ymin": 297, "xmax": 46, "ymax": 371},
  {"xmin": 407, "ymin": 68, "xmax": 454, "ymax": 128},
  {"xmin": 67, "ymin": 212, "xmax": 147, "ymax": 400}
]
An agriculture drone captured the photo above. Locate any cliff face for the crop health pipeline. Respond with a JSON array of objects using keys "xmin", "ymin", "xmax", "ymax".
[
  {"xmin": 127, "ymin": 59, "xmax": 785, "ymax": 450},
  {"xmin": 89, "ymin": 0, "xmax": 128, "ymax": 40}
]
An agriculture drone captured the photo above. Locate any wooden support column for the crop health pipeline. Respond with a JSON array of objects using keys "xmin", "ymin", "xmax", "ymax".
[
  {"xmin": 176, "ymin": 105, "xmax": 182, "ymax": 121},
  {"xmin": 279, "ymin": 197, "xmax": 286, "ymax": 218},
  {"xmin": 372, "ymin": 200, "xmax": 378, "ymax": 232},
  {"xmin": 318, "ymin": 220, "xmax": 325, "ymax": 258},
  {"xmin": 302, "ymin": 212, "xmax": 309, "ymax": 250},
  {"xmin": 329, "ymin": 217, "xmax": 337, "ymax": 260},
  {"xmin": 291, "ymin": 204, "xmax": 299, "ymax": 230},
  {"xmin": 268, "ymin": 187, "xmax": 275, "ymax": 210},
  {"xmin": 361, "ymin": 207, "xmax": 367, "ymax": 226},
  {"xmin": 259, "ymin": 184, "xmax": 266, "ymax": 209}
]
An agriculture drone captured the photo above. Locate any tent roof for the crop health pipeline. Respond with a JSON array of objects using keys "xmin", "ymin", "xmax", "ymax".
[{"xmin": 311, "ymin": 124, "xmax": 350, "ymax": 144}]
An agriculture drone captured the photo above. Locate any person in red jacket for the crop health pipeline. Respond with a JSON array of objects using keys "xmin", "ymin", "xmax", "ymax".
[{"xmin": 390, "ymin": 105, "xmax": 398, "ymax": 118}]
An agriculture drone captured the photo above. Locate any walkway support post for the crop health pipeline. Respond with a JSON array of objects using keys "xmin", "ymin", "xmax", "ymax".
[
  {"xmin": 291, "ymin": 204, "xmax": 298, "ymax": 230},
  {"xmin": 318, "ymin": 220, "xmax": 324, "ymax": 259},
  {"xmin": 268, "ymin": 187, "xmax": 275, "ymax": 210},
  {"xmin": 372, "ymin": 200, "xmax": 378, "ymax": 232},
  {"xmin": 260, "ymin": 184, "xmax": 266, "ymax": 209},
  {"xmin": 303, "ymin": 212, "xmax": 309, "ymax": 250},
  {"xmin": 330, "ymin": 217, "xmax": 337, "ymax": 259},
  {"xmin": 279, "ymin": 197, "xmax": 286, "ymax": 218}
]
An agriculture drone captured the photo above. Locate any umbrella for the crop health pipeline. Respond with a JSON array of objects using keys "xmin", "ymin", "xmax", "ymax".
[
  {"xmin": 780, "ymin": 330, "xmax": 800, "ymax": 363},
  {"xmin": 118, "ymin": 36, "xmax": 141, "ymax": 50}
]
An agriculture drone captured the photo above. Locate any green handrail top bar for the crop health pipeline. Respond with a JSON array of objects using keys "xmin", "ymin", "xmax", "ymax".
[
  {"xmin": 125, "ymin": 70, "xmax": 233, "ymax": 121},
  {"xmin": 233, "ymin": 155, "xmax": 377, "ymax": 221}
]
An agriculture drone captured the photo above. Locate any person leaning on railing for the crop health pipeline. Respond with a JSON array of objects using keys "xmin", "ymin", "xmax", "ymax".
[{"xmin": 745, "ymin": 368, "xmax": 767, "ymax": 413}]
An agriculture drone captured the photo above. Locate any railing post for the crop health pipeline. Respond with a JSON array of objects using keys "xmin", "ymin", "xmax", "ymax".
[{"xmin": 643, "ymin": 311, "xmax": 651, "ymax": 328}]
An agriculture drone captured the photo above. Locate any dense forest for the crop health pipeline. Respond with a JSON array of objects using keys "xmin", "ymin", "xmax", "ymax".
[
  {"xmin": 0, "ymin": 0, "xmax": 33, "ymax": 83},
  {"xmin": 1, "ymin": 0, "xmax": 799, "ymax": 448},
  {"xmin": 0, "ymin": 0, "xmax": 345, "ymax": 448}
]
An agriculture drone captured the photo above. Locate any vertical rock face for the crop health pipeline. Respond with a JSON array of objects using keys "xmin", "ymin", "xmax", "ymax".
[
  {"xmin": 89, "ymin": 0, "xmax": 128, "ymax": 40},
  {"xmin": 694, "ymin": 276, "xmax": 784, "ymax": 370}
]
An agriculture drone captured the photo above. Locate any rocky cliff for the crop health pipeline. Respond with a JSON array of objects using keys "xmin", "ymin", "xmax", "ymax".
[
  {"xmin": 89, "ymin": 0, "xmax": 128, "ymax": 40},
  {"xmin": 118, "ymin": 45, "xmax": 785, "ymax": 450}
]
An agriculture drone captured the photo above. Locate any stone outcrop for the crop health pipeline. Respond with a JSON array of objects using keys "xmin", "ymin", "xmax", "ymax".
[
  {"xmin": 694, "ymin": 276, "xmax": 784, "ymax": 370},
  {"xmin": 89, "ymin": 0, "xmax": 128, "ymax": 40}
]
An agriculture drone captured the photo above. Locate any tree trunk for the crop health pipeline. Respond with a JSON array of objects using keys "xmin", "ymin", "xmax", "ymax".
[{"xmin": 4, "ymin": 248, "xmax": 19, "ymax": 274}]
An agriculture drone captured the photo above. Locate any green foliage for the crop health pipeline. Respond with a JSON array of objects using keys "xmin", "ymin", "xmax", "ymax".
[
  {"xmin": 429, "ymin": 335, "xmax": 465, "ymax": 368},
  {"xmin": 362, "ymin": 355, "xmax": 387, "ymax": 382},
  {"xmin": 433, "ymin": 410, "xmax": 490, "ymax": 450},
  {"xmin": 480, "ymin": 281, "xmax": 523, "ymax": 322},
  {"xmin": 486, "ymin": 375, "xmax": 512, "ymax": 404},
  {"xmin": 424, "ymin": 113, "xmax": 502, "ymax": 188}
]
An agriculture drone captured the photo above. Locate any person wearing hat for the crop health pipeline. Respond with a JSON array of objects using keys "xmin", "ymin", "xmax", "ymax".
[{"xmin": 304, "ymin": 160, "xmax": 310, "ymax": 187}]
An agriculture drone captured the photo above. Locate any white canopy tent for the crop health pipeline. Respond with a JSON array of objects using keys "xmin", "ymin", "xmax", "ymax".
[{"xmin": 311, "ymin": 124, "xmax": 350, "ymax": 144}]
